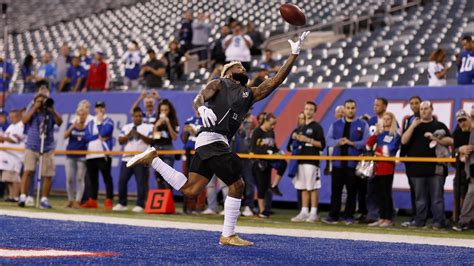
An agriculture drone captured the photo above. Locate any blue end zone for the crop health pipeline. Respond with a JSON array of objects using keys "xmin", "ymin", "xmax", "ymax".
[{"xmin": 0, "ymin": 216, "xmax": 472, "ymax": 264}]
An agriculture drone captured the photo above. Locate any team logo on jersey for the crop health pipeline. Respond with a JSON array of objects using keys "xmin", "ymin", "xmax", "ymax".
[
  {"xmin": 242, "ymin": 91, "xmax": 249, "ymax": 98},
  {"xmin": 306, "ymin": 128, "xmax": 313, "ymax": 135}
]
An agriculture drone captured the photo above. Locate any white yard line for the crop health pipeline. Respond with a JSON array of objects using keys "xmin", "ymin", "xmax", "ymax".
[{"xmin": 1, "ymin": 209, "xmax": 473, "ymax": 249}]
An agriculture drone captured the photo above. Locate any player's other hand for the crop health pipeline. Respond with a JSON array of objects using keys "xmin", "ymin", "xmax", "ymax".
[
  {"xmin": 288, "ymin": 31, "xmax": 310, "ymax": 55},
  {"xmin": 198, "ymin": 106, "xmax": 217, "ymax": 127}
]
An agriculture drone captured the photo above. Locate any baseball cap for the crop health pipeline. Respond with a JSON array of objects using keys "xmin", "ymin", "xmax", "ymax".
[
  {"xmin": 95, "ymin": 101, "xmax": 106, "ymax": 108},
  {"xmin": 456, "ymin": 109, "xmax": 469, "ymax": 121}
]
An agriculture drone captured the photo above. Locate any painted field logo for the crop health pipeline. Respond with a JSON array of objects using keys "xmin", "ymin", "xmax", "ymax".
[{"xmin": 0, "ymin": 248, "xmax": 117, "ymax": 258}]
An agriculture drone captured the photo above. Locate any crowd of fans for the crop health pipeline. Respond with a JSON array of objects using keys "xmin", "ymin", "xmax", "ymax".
[
  {"xmin": 0, "ymin": 13, "xmax": 470, "ymax": 94},
  {"xmin": 0, "ymin": 85, "xmax": 474, "ymax": 232}
]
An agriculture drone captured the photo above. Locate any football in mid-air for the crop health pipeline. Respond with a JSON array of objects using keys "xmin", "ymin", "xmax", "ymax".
[{"xmin": 279, "ymin": 3, "xmax": 306, "ymax": 26}]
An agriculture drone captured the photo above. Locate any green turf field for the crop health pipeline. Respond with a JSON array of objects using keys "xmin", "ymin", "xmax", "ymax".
[{"xmin": 1, "ymin": 195, "xmax": 473, "ymax": 239}]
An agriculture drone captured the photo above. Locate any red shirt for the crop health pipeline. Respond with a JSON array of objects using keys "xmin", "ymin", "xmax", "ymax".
[
  {"xmin": 366, "ymin": 134, "xmax": 396, "ymax": 176},
  {"xmin": 85, "ymin": 61, "xmax": 108, "ymax": 91}
]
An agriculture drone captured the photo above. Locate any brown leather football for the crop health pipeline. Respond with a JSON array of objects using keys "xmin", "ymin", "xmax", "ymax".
[{"xmin": 279, "ymin": 3, "xmax": 306, "ymax": 26}]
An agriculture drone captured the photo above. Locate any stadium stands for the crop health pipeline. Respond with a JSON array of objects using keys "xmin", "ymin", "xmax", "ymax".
[{"xmin": 3, "ymin": 0, "xmax": 474, "ymax": 91}]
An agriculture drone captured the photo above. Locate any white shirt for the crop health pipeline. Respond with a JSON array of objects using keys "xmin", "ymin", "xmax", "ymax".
[
  {"xmin": 224, "ymin": 35, "xmax": 253, "ymax": 62},
  {"xmin": 120, "ymin": 123, "xmax": 153, "ymax": 162},
  {"xmin": 428, "ymin": 61, "xmax": 447, "ymax": 86},
  {"xmin": 0, "ymin": 122, "xmax": 25, "ymax": 173}
]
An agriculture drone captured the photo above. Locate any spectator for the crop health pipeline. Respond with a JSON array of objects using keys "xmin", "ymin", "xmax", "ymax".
[
  {"xmin": 0, "ymin": 53, "xmax": 14, "ymax": 93},
  {"xmin": 153, "ymin": 99, "xmax": 179, "ymax": 189},
  {"xmin": 37, "ymin": 52, "xmax": 57, "ymax": 92},
  {"xmin": 130, "ymin": 90, "xmax": 160, "ymax": 125},
  {"xmin": 0, "ymin": 109, "xmax": 25, "ymax": 202},
  {"xmin": 453, "ymin": 121, "xmax": 474, "ymax": 231},
  {"xmin": 291, "ymin": 102, "xmax": 325, "ymax": 222},
  {"xmin": 366, "ymin": 112, "xmax": 401, "ymax": 227},
  {"xmin": 20, "ymin": 55, "xmax": 36, "ymax": 93},
  {"xmin": 452, "ymin": 109, "xmax": 471, "ymax": 220},
  {"xmin": 223, "ymin": 22, "xmax": 253, "ymax": 71},
  {"xmin": 191, "ymin": 13, "xmax": 212, "ymax": 62},
  {"xmin": 84, "ymin": 50, "xmax": 108, "ymax": 91},
  {"xmin": 401, "ymin": 101, "xmax": 453, "ymax": 228},
  {"xmin": 79, "ymin": 46, "xmax": 92, "ymax": 71},
  {"xmin": 248, "ymin": 67, "xmax": 269, "ymax": 87},
  {"xmin": 162, "ymin": 40, "xmax": 185, "ymax": 81},
  {"xmin": 324, "ymin": 105, "xmax": 344, "ymax": 175},
  {"xmin": 323, "ymin": 99, "xmax": 370, "ymax": 225},
  {"xmin": 64, "ymin": 105, "xmax": 88, "ymax": 208},
  {"xmin": 400, "ymin": 95, "xmax": 421, "ymax": 226},
  {"xmin": 82, "ymin": 101, "xmax": 114, "ymax": 209},
  {"xmin": 18, "ymin": 93, "xmax": 63, "ymax": 208},
  {"xmin": 140, "ymin": 49, "xmax": 166, "ymax": 90},
  {"xmin": 250, "ymin": 113, "xmax": 287, "ymax": 218},
  {"xmin": 179, "ymin": 10, "xmax": 193, "ymax": 53},
  {"xmin": 211, "ymin": 25, "xmax": 230, "ymax": 68},
  {"xmin": 122, "ymin": 40, "xmax": 142, "ymax": 90},
  {"xmin": 428, "ymin": 49, "xmax": 450, "ymax": 86},
  {"xmin": 58, "ymin": 56, "xmax": 87, "ymax": 92},
  {"xmin": 113, "ymin": 107, "xmax": 153, "ymax": 212},
  {"xmin": 457, "ymin": 36, "xmax": 474, "ymax": 85},
  {"xmin": 246, "ymin": 22, "xmax": 264, "ymax": 56},
  {"xmin": 233, "ymin": 111, "xmax": 257, "ymax": 217},
  {"xmin": 364, "ymin": 97, "xmax": 390, "ymax": 223},
  {"xmin": 287, "ymin": 112, "xmax": 305, "ymax": 179},
  {"xmin": 55, "ymin": 43, "xmax": 71, "ymax": 89},
  {"xmin": 261, "ymin": 49, "xmax": 281, "ymax": 73},
  {"xmin": 0, "ymin": 109, "xmax": 8, "ymax": 133},
  {"xmin": 0, "ymin": 109, "xmax": 8, "ymax": 199},
  {"xmin": 70, "ymin": 99, "xmax": 93, "ymax": 203},
  {"xmin": 181, "ymin": 111, "xmax": 205, "ymax": 214},
  {"xmin": 203, "ymin": 175, "xmax": 229, "ymax": 214}
]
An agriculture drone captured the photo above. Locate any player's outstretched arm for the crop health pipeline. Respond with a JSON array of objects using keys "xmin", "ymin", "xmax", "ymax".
[
  {"xmin": 193, "ymin": 79, "xmax": 220, "ymax": 127},
  {"xmin": 251, "ymin": 31, "xmax": 310, "ymax": 103}
]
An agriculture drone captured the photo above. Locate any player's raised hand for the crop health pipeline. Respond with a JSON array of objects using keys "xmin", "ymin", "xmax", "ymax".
[
  {"xmin": 288, "ymin": 31, "xmax": 310, "ymax": 55},
  {"xmin": 198, "ymin": 106, "xmax": 217, "ymax": 127}
]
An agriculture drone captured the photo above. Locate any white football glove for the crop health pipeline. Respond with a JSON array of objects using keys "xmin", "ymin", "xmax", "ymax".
[
  {"xmin": 198, "ymin": 106, "xmax": 217, "ymax": 128},
  {"xmin": 288, "ymin": 31, "xmax": 310, "ymax": 55}
]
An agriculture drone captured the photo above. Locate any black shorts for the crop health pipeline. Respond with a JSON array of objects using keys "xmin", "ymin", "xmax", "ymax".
[{"xmin": 189, "ymin": 141, "xmax": 242, "ymax": 186}]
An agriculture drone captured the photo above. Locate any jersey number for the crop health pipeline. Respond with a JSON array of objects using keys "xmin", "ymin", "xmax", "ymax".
[{"xmin": 460, "ymin": 56, "xmax": 474, "ymax": 73}]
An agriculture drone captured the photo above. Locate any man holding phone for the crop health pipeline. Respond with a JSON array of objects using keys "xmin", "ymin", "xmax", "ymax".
[{"xmin": 113, "ymin": 107, "xmax": 153, "ymax": 212}]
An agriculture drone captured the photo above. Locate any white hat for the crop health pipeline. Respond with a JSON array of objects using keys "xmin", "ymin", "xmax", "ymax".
[{"xmin": 221, "ymin": 61, "xmax": 242, "ymax": 78}]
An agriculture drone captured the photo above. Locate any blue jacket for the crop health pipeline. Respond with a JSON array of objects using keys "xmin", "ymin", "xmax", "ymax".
[
  {"xmin": 326, "ymin": 118, "xmax": 370, "ymax": 168},
  {"xmin": 84, "ymin": 117, "xmax": 114, "ymax": 152}
]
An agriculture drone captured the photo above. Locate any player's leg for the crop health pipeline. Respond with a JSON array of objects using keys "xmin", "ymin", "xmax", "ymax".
[
  {"xmin": 127, "ymin": 147, "xmax": 211, "ymax": 196},
  {"xmin": 210, "ymin": 153, "xmax": 253, "ymax": 246}
]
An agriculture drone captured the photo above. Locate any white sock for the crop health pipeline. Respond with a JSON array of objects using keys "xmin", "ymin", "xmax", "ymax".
[
  {"xmin": 301, "ymin": 207, "xmax": 309, "ymax": 214},
  {"xmin": 222, "ymin": 196, "xmax": 241, "ymax": 237},
  {"xmin": 151, "ymin": 157, "xmax": 187, "ymax": 190},
  {"xmin": 41, "ymin": 197, "xmax": 48, "ymax": 202},
  {"xmin": 19, "ymin": 194, "xmax": 26, "ymax": 202},
  {"xmin": 310, "ymin": 207, "xmax": 318, "ymax": 215}
]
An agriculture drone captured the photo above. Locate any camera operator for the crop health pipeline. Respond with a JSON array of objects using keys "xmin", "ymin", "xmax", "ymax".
[{"xmin": 18, "ymin": 93, "xmax": 63, "ymax": 208}]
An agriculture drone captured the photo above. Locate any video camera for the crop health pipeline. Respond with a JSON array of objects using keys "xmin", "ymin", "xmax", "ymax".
[{"xmin": 41, "ymin": 97, "xmax": 55, "ymax": 111}]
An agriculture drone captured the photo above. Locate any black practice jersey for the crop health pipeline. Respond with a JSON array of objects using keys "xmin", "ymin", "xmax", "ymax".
[{"xmin": 200, "ymin": 78, "xmax": 254, "ymax": 140}]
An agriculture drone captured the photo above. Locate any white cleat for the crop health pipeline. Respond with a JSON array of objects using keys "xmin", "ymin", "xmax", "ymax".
[{"xmin": 126, "ymin": 147, "xmax": 157, "ymax": 168}]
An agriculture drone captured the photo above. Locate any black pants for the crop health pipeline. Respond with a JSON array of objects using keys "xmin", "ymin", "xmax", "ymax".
[
  {"xmin": 86, "ymin": 158, "xmax": 113, "ymax": 200},
  {"xmin": 330, "ymin": 167, "xmax": 357, "ymax": 220},
  {"xmin": 118, "ymin": 162, "xmax": 148, "ymax": 208},
  {"xmin": 356, "ymin": 177, "xmax": 368, "ymax": 215},
  {"xmin": 253, "ymin": 163, "xmax": 271, "ymax": 199},
  {"xmin": 374, "ymin": 174, "xmax": 394, "ymax": 220}
]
